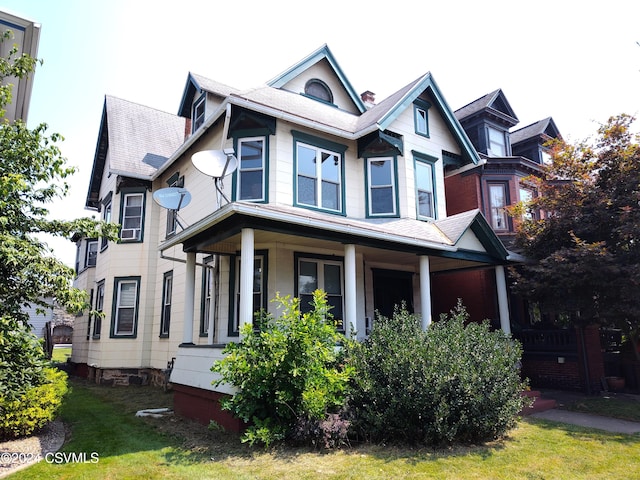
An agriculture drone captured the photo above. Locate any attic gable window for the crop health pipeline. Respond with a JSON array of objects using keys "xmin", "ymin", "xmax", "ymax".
[
  {"xmin": 192, "ymin": 94, "xmax": 206, "ymax": 132},
  {"xmin": 304, "ymin": 79, "xmax": 333, "ymax": 104},
  {"xmin": 413, "ymin": 99, "xmax": 431, "ymax": 138}
]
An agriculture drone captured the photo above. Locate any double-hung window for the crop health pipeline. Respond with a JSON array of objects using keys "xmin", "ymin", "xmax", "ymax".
[
  {"xmin": 296, "ymin": 255, "xmax": 344, "ymax": 332},
  {"xmin": 293, "ymin": 131, "xmax": 346, "ymax": 214},
  {"xmin": 85, "ymin": 240, "xmax": 97, "ymax": 267},
  {"xmin": 111, "ymin": 277, "xmax": 140, "ymax": 337},
  {"xmin": 414, "ymin": 152, "xmax": 437, "ymax": 219},
  {"xmin": 366, "ymin": 157, "xmax": 397, "ymax": 216},
  {"xmin": 201, "ymin": 258, "xmax": 215, "ymax": 337},
  {"xmin": 165, "ymin": 174, "xmax": 184, "ymax": 237},
  {"xmin": 120, "ymin": 191, "xmax": 144, "ymax": 242},
  {"xmin": 519, "ymin": 186, "xmax": 537, "ymax": 221},
  {"xmin": 489, "ymin": 183, "xmax": 509, "ymax": 230},
  {"xmin": 93, "ymin": 280, "xmax": 105, "ymax": 339},
  {"xmin": 488, "ymin": 127, "xmax": 507, "ymax": 157},
  {"xmin": 160, "ymin": 271, "xmax": 173, "ymax": 337},
  {"xmin": 231, "ymin": 253, "xmax": 266, "ymax": 335},
  {"xmin": 237, "ymin": 137, "xmax": 266, "ymax": 201}
]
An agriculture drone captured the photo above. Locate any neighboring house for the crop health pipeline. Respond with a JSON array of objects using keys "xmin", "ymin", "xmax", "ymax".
[
  {"xmin": 0, "ymin": 9, "xmax": 40, "ymax": 123},
  {"xmin": 71, "ymin": 45, "xmax": 518, "ymax": 427},
  {"xmin": 440, "ymin": 89, "xmax": 609, "ymax": 393}
]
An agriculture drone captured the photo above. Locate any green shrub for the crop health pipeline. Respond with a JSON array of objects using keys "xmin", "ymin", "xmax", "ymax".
[
  {"xmin": 212, "ymin": 290, "xmax": 354, "ymax": 447},
  {"xmin": 0, "ymin": 367, "xmax": 68, "ymax": 439},
  {"xmin": 346, "ymin": 301, "xmax": 527, "ymax": 446}
]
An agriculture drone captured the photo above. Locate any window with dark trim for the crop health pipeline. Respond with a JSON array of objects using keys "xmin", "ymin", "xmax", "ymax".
[
  {"xmin": 200, "ymin": 257, "xmax": 215, "ymax": 337},
  {"xmin": 519, "ymin": 185, "xmax": 538, "ymax": 221},
  {"xmin": 93, "ymin": 280, "xmax": 105, "ymax": 339},
  {"xmin": 488, "ymin": 126, "xmax": 507, "ymax": 157},
  {"xmin": 304, "ymin": 79, "xmax": 333, "ymax": 103},
  {"xmin": 413, "ymin": 99, "xmax": 431, "ymax": 138},
  {"xmin": 192, "ymin": 94, "xmax": 206, "ymax": 132},
  {"xmin": 237, "ymin": 137, "xmax": 266, "ymax": 201},
  {"xmin": 366, "ymin": 157, "xmax": 398, "ymax": 217},
  {"xmin": 119, "ymin": 190, "xmax": 145, "ymax": 242},
  {"xmin": 165, "ymin": 174, "xmax": 184, "ymax": 237},
  {"xmin": 293, "ymin": 131, "xmax": 346, "ymax": 214},
  {"xmin": 160, "ymin": 271, "xmax": 172, "ymax": 337},
  {"xmin": 86, "ymin": 288, "xmax": 94, "ymax": 340},
  {"xmin": 488, "ymin": 183, "xmax": 509, "ymax": 230},
  {"xmin": 229, "ymin": 251, "xmax": 267, "ymax": 336},
  {"xmin": 414, "ymin": 151, "xmax": 437, "ymax": 219},
  {"xmin": 85, "ymin": 240, "xmax": 98, "ymax": 268},
  {"xmin": 101, "ymin": 193, "xmax": 112, "ymax": 251},
  {"xmin": 295, "ymin": 253, "xmax": 344, "ymax": 332},
  {"xmin": 111, "ymin": 276, "xmax": 140, "ymax": 338}
]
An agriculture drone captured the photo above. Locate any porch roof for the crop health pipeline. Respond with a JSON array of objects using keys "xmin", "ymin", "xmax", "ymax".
[{"xmin": 159, "ymin": 202, "xmax": 512, "ymax": 267}]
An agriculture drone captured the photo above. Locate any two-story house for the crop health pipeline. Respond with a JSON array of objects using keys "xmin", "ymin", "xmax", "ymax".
[{"xmin": 71, "ymin": 45, "xmax": 518, "ymax": 428}]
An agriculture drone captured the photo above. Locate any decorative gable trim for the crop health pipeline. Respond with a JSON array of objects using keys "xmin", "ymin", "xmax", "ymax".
[{"xmin": 267, "ymin": 44, "xmax": 366, "ymax": 114}]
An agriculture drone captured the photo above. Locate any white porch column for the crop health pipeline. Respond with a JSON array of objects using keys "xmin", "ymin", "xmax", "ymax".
[
  {"xmin": 182, "ymin": 251, "xmax": 196, "ymax": 344},
  {"xmin": 495, "ymin": 265, "xmax": 511, "ymax": 335},
  {"xmin": 419, "ymin": 255, "xmax": 432, "ymax": 330},
  {"xmin": 344, "ymin": 244, "xmax": 357, "ymax": 337},
  {"xmin": 239, "ymin": 228, "xmax": 255, "ymax": 330}
]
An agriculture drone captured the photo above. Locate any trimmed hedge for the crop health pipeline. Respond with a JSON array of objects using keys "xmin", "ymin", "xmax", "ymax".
[{"xmin": 346, "ymin": 301, "xmax": 527, "ymax": 446}]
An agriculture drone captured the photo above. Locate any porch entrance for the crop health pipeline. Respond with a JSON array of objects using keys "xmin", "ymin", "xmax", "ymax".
[{"xmin": 372, "ymin": 269, "xmax": 414, "ymax": 319}]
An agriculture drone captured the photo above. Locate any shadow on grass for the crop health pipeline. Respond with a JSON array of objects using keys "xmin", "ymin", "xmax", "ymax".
[{"xmin": 522, "ymin": 416, "xmax": 640, "ymax": 445}]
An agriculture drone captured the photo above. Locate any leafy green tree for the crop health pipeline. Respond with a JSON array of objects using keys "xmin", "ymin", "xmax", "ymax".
[
  {"xmin": 511, "ymin": 114, "xmax": 640, "ymax": 359},
  {"xmin": 0, "ymin": 29, "xmax": 118, "ymax": 437}
]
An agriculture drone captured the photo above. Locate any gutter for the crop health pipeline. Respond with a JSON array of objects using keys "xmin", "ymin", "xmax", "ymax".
[{"xmin": 159, "ymin": 202, "xmax": 458, "ymax": 254}]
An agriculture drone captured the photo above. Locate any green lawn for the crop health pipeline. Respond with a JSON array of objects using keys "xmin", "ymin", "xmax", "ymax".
[
  {"xmin": 50, "ymin": 347, "xmax": 71, "ymax": 363},
  {"xmin": 10, "ymin": 380, "xmax": 640, "ymax": 480}
]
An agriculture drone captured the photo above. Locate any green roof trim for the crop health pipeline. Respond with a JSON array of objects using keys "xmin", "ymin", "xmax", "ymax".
[
  {"xmin": 377, "ymin": 73, "xmax": 480, "ymax": 167},
  {"xmin": 267, "ymin": 44, "xmax": 366, "ymax": 114}
]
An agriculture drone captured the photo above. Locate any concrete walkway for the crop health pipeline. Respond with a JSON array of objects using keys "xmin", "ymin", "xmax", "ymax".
[
  {"xmin": 529, "ymin": 389, "xmax": 640, "ymax": 434},
  {"xmin": 530, "ymin": 409, "xmax": 640, "ymax": 434}
]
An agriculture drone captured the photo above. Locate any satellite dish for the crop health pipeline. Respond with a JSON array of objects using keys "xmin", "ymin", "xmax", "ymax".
[
  {"xmin": 191, "ymin": 148, "xmax": 237, "ymax": 178},
  {"xmin": 153, "ymin": 187, "xmax": 192, "ymax": 210}
]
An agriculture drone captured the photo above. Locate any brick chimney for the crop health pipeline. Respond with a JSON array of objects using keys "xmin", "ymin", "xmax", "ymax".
[
  {"xmin": 184, "ymin": 118, "xmax": 192, "ymax": 140},
  {"xmin": 361, "ymin": 90, "xmax": 376, "ymax": 109}
]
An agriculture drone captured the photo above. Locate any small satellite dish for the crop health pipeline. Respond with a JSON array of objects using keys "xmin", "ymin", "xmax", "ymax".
[
  {"xmin": 191, "ymin": 148, "xmax": 237, "ymax": 178},
  {"xmin": 153, "ymin": 187, "xmax": 192, "ymax": 211}
]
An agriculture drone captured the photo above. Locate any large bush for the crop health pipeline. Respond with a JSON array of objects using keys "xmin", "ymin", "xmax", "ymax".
[
  {"xmin": 212, "ymin": 290, "xmax": 354, "ymax": 447},
  {"xmin": 346, "ymin": 301, "xmax": 527, "ymax": 446}
]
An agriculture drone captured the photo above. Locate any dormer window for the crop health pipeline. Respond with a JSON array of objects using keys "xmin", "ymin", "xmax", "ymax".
[
  {"xmin": 488, "ymin": 126, "xmax": 507, "ymax": 157},
  {"xmin": 304, "ymin": 79, "xmax": 333, "ymax": 103},
  {"xmin": 192, "ymin": 94, "xmax": 206, "ymax": 132},
  {"xmin": 413, "ymin": 99, "xmax": 431, "ymax": 138}
]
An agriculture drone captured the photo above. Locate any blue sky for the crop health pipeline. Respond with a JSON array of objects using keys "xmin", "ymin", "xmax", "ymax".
[{"xmin": 3, "ymin": 0, "xmax": 640, "ymax": 266}]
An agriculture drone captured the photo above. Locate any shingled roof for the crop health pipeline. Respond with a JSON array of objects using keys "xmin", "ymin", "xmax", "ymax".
[
  {"xmin": 86, "ymin": 96, "xmax": 186, "ymax": 209},
  {"xmin": 510, "ymin": 117, "xmax": 561, "ymax": 145}
]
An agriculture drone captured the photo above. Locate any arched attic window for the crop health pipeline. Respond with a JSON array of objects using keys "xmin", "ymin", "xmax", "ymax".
[{"xmin": 304, "ymin": 78, "xmax": 333, "ymax": 103}]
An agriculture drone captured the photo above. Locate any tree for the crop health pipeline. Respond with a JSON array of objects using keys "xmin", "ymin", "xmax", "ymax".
[
  {"xmin": 511, "ymin": 114, "xmax": 640, "ymax": 359},
  {"xmin": 0, "ymin": 29, "xmax": 118, "ymax": 436}
]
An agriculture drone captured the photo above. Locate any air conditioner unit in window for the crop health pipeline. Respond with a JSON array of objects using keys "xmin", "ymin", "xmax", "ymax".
[{"xmin": 120, "ymin": 228, "xmax": 138, "ymax": 240}]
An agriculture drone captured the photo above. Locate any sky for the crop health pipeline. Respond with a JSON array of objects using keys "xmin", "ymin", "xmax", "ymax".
[{"xmin": 3, "ymin": 0, "xmax": 640, "ymax": 266}]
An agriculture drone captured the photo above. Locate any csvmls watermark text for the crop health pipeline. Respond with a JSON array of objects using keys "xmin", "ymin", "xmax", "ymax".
[{"xmin": 1, "ymin": 451, "xmax": 100, "ymax": 465}]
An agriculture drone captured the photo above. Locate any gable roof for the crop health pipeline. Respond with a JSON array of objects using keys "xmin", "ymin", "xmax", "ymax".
[
  {"xmin": 455, "ymin": 89, "xmax": 519, "ymax": 127},
  {"xmin": 267, "ymin": 44, "xmax": 366, "ymax": 113},
  {"xmin": 510, "ymin": 117, "xmax": 562, "ymax": 145},
  {"xmin": 86, "ymin": 96, "xmax": 185, "ymax": 209},
  {"xmin": 177, "ymin": 72, "xmax": 239, "ymax": 118}
]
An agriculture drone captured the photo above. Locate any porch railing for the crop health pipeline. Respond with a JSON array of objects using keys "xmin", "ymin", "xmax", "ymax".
[{"xmin": 514, "ymin": 329, "xmax": 577, "ymax": 355}]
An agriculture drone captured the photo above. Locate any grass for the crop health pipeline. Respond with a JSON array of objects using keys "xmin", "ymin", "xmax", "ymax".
[
  {"xmin": 50, "ymin": 347, "xmax": 71, "ymax": 363},
  {"xmin": 564, "ymin": 395, "xmax": 640, "ymax": 422},
  {"xmin": 9, "ymin": 379, "xmax": 640, "ymax": 480}
]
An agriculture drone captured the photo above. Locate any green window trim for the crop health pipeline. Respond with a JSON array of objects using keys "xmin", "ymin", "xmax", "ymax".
[
  {"xmin": 110, "ymin": 276, "xmax": 140, "ymax": 338},
  {"xmin": 292, "ymin": 130, "xmax": 347, "ymax": 216},
  {"xmin": 365, "ymin": 156, "xmax": 400, "ymax": 218},
  {"xmin": 232, "ymin": 133, "xmax": 270, "ymax": 203},
  {"xmin": 160, "ymin": 270, "xmax": 173, "ymax": 338},
  {"xmin": 228, "ymin": 250, "xmax": 269, "ymax": 337},
  {"xmin": 413, "ymin": 98, "xmax": 431, "ymax": 138},
  {"xmin": 413, "ymin": 150, "xmax": 438, "ymax": 220},
  {"xmin": 200, "ymin": 255, "xmax": 216, "ymax": 337},
  {"xmin": 93, "ymin": 280, "xmax": 105, "ymax": 340}
]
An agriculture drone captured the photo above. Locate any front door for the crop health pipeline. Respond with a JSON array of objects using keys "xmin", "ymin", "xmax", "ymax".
[{"xmin": 372, "ymin": 269, "xmax": 414, "ymax": 319}]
